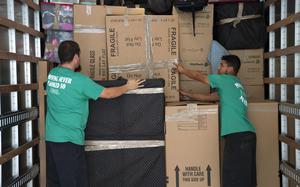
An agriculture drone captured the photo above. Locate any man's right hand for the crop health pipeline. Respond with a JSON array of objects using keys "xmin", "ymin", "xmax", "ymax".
[
  {"xmin": 179, "ymin": 89, "xmax": 191, "ymax": 97},
  {"xmin": 100, "ymin": 79, "xmax": 145, "ymax": 99},
  {"xmin": 174, "ymin": 63, "xmax": 185, "ymax": 74},
  {"xmin": 126, "ymin": 79, "xmax": 145, "ymax": 90}
]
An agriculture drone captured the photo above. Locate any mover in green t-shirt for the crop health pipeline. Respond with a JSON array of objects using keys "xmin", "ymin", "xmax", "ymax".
[
  {"xmin": 175, "ymin": 55, "xmax": 256, "ymax": 187},
  {"xmin": 46, "ymin": 41, "xmax": 144, "ymax": 187}
]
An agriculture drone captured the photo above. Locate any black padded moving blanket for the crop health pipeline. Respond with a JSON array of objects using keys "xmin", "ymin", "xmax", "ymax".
[
  {"xmin": 85, "ymin": 78, "xmax": 165, "ymax": 140},
  {"xmin": 85, "ymin": 78, "xmax": 166, "ymax": 187},
  {"xmin": 213, "ymin": 2, "xmax": 266, "ymax": 50},
  {"xmin": 85, "ymin": 146, "xmax": 165, "ymax": 187}
]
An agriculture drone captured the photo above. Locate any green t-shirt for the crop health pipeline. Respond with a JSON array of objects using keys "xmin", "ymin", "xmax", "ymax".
[
  {"xmin": 208, "ymin": 74, "xmax": 255, "ymax": 136},
  {"xmin": 46, "ymin": 66, "xmax": 104, "ymax": 145}
]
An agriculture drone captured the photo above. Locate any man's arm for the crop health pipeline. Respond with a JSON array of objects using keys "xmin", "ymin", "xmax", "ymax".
[
  {"xmin": 175, "ymin": 63, "xmax": 209, "ymax": 85},
  {"xmin": 100, "ymin": 79, "xmax": 144, "ymax": 99},
  {"xmin": 180, "ymin": 90, "xmax": 219, "ymax": 102}
]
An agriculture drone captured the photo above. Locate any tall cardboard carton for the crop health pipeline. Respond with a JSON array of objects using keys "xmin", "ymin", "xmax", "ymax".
[
  {"xmin": 245, "ymin": 85, "xmax": 265, "ymax": 101},
  {"xmin": 149, "ymin": 16, "xmax": 178, "ymax": 62},
  {"xmin": 166, "ymin": 103, "xmax": 220, "ymax": 187},
  {"xmin": 220, "ymin": 102, "xmax": 280, "ymax": 187},
  {"xmin": 175, "ymin": 5, "xmax": 214, "ymax": 62},
  {"xmin": 74, "ymin": 5, "xmax": 107, "ymax": 80},
  {"xmin": 106, "ymin": 15, "xmax": 147, "ymax": 69},
  {"xmin": 248, "ymin": 102, "xmax": 279, "ymax": 187},
  {"xmin": 106, "ymin": 15, "xmax": 180, "ymax": 102},
  {"xmin": 150, "ymin": 16, "xmax": 179, "ymax": 102}
]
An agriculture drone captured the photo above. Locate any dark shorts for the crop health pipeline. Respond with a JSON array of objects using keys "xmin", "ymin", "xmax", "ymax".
[
  {"xmin": 222, "ymin": 132, "xmax": 257, "ymax": 187},
  {"xmin": 46, "ymin": 141, "xmax": 89, "ymax": 187}
]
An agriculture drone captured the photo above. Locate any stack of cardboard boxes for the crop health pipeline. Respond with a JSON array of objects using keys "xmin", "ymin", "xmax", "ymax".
[
  {"xmin": 74, "ymin": 4, "xmax": 179, "ymax": 102},
  {"xmin": 106, "ymin": 15, "xmax": 179, "ymax": 102},
  {"xmin": 69, "ymin": 4, "xmax": 278, "ymax": 187},
  {"xmin": 74, "ymin": 5, "xmax": 144, "ymax": 80},
  {"xmin": 175, "ymin": 5, "xmax": 213, "ymax": 97},
  {"xmin": 164, "ymin": 5, "xmax": 222, "ymax": 187}
]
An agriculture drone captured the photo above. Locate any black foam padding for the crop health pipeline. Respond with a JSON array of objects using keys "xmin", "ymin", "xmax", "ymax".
[
  {"xmin": 86, "ymin": 146, "xmax": 166, "ymax": 187},
  {"xmin": 85, "ymin": 78, "xmax": 165, "ymax": 140},
  {"xmin": 213, "ymin": 2, "xmax": 266, "ymax": 50}
]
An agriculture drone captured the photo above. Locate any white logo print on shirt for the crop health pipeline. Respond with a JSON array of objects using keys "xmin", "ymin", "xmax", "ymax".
[
  {"xmin": 47, "ymin": 74, "xmax": 73, "ymax": 94},
  {"xmin": 234, "ymin": 82, "xmax": 247, "ymax": 107}
]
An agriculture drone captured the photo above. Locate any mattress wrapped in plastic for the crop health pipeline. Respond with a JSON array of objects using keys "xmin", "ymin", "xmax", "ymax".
[
  {"xmin": 85, "ymin": 78, "xmax": 165, "ymax": 140},
  {"xmin": 213, "ymin": 2, "xmax": 266, "ymax": 50}
]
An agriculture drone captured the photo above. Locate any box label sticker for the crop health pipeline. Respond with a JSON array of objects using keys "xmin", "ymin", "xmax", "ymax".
[{"xmin": 171, "ymin": 165, "xmax": 212, "ymax": 186}]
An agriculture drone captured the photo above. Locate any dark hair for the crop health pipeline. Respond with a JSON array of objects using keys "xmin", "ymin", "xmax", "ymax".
[
  {"xmin": 221, "ymin": 55, "xmax": 241, "ymax": 74},
  {"xmin": 58, "ymin": 40, "xmax": 80, "ymax": 64}
]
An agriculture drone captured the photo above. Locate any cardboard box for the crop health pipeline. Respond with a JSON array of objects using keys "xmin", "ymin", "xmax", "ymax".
[
  {"xmin": 175, "ymin": 5, "xmax": 214, "ymax": 61},
  {"xmin": 245, "ymin": 85, "xmax": 264, "ymax": 101},
  {"xmin": 220, "ymin": 102, "xmax": 279, "ymax": 187},
  {"xmin": 74, "ymin": 5, "xmax": 107, "ymax": 80},
  {"xmin": 154, "ymin": 67, "xmax": 179, "ymax": 102},
  {"xmin": 166, "ymin": 103, "xmax": 220, "ymax": 187},
  {"xmin": 180, "ymin": 61, "xmax": 210, "ymax": 81},
  {"xmin": 74, "ymin": 5, "xmax": 144, "ymax": 28},
  {"xmin": 150, "ymin": 16, "xmax": 179, "ymax": 62},
  {"xmin": 180, "ymin": 80, "xmax": 210, "ymax": 100},
  {"xmin": 106, "ymin": 15, "xmax": 180, "ymax": 102},
  {"xmin": 107, "ymin": 15, "xmax": 179, "ymax": 66},
  {"xmin": 179, "ymin": 35, "xmax": 212, "ymax": 62},
  {"xmin": 106, "ymin": 15, "xmax": 146, "ymax": 67},
  {"xmin": 74, "ymin": 5, "xmax": 144, "ymax": 80},
  {"xmin": 179, "ymin": 61, "xmax": 210, "ymax": 100},
  {"xmin": 248, "ymin": 102, "xmax": 279, "ymax": 187},
  {"xmin": 74, "ymin": 5, "xmax": 106, "ymax": 28},
  {"xmin": 74, "ymin": 33, "xmax": 107, "ymax": 80},
  {"xmin": 151, "ymin": 16, "xmax": 179, "ymax": 102},
  {"xmin": 229, "ymin": 49, "xmax": 264, "ymax": 86},
  {"xmin": 106, "ymin": 6, "xmax": 145, "ymax": 15}
]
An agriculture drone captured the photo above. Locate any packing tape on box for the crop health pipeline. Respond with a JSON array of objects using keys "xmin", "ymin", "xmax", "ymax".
[
  {"xmin": 125, "ymin": 87, "xmax": 164, "ymax": 94},
  {"xmin": 106, "ymin": 6, "xmax": 112, "ymax": 14},
  {"xmin": 109, "ymin": 63, "xmax": 147, "ymax": 73},
  {"xmin": 152, "ymin": 59, "xmax": 178, "ymax": 69},
  {"xmin": 106, "ymin": 6, "xmax": 128, "ymax": 15},
  {"xmin": 166, "ymin": 108, "xmax": 218, "ymax": 121},
  {"xmin": 84, "ymin": 140, "xmax": 165, "ymax": 151},
  {"xmin": 143, "ymin": 16, "xmax": 179, "ymax": 78},
  {"xmin": 107, "ymin": 15, "xmax": 178, "ymax": 79},
  {"xmin": 109, "ymin": 59, "xmax": 178, "ymax": 79},
  {"xmin": 124, "ymin": 14, "xmax": 129, "ymax": 27},
  {"xmin": 149, "ymin": 59, "xmax": 178, "ymax": 78},
  {"xmin": 74, "ymin": 25, "xmax": 105, "ymax": 33},
  {"xmin": 248, "ymin": 107, "xmax": 278, "ymax": 113},
  {"xmin": 85, "ymin": 5, "xmax": 92, "ymax": 16},
  {"xmin": 145, "ymin": 16, "xmax": 153, "ymax": 78}
]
